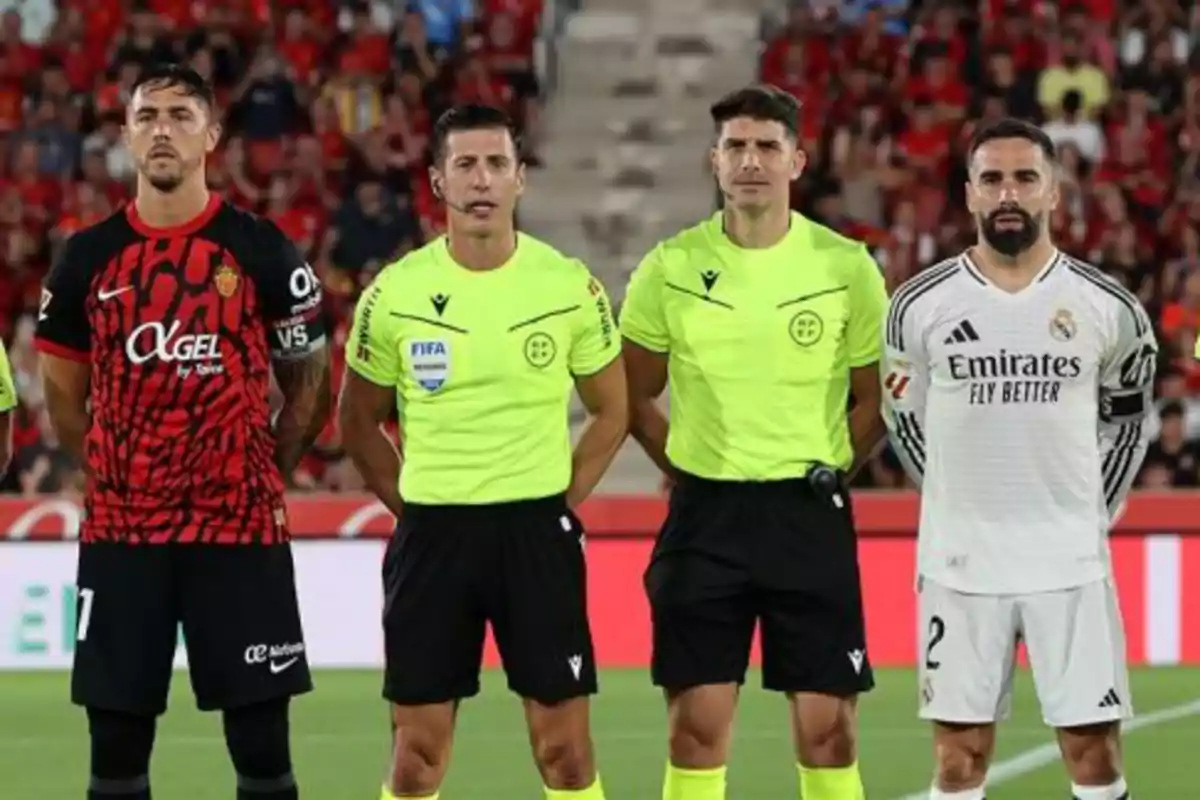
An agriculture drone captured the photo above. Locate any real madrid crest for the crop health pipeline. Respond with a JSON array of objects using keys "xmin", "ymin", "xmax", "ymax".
[
  {"xmin": 214, "ymin": 264, "xmax": 239, "ymax": 299},
  {"xmin": 1049, "ymin": 308, "xmax": 1076, "ymax": 342}
]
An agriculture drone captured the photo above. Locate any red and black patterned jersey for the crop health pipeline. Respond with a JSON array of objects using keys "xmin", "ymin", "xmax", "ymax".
[{"xmin": 34, "ymin": 194, "xmax": 326, "ymax": 545}]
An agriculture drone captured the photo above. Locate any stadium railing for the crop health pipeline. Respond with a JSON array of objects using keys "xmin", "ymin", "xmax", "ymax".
[{"xmin": 1, "ymin": 492, "xmax": 1197, "ymax": 670}]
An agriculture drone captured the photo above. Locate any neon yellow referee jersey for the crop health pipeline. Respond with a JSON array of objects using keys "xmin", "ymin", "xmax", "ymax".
[
  {"xmin": 620, "ymin": 212, "xmax": 887, "ymax": 479},
  {"xmin": 0, "ymin": 341, "xmax": 16, "ymax": 414},
  {"xmin": 345, "ymin": 234, "xmax": 620, "ymax": 505}
]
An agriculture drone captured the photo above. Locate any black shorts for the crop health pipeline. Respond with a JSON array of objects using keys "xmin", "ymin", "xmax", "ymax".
[
  {"xmin": 382, "ymin": 494, "xmax": 596, "ymax": 705},
  {"xmin": 72, "ymin": 542, "xmax": 312, "ymax": 715},
  {"xmin": 645, "ymin": 471, "xmax": 874, "ymax": 696}
]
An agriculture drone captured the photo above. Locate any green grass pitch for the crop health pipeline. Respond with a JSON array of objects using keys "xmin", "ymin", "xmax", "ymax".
[{"xmin": 2, "ymin": 668, "xmax": 1196, "ymax": 798}]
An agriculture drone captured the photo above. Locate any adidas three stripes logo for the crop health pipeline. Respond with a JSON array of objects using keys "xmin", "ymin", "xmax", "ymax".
[{"xmin": 943, "ymin": 319, "xmax": 981, "ymax": 345}]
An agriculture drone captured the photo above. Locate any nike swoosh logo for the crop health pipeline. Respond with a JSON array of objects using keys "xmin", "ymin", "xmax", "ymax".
[
  {"xmin": 269, "ymin": 657, "xmax": 299, "ymax": 674},
  {"xmin": 98, "ymin": 286, "xmax": 132, "ymax": 301}
]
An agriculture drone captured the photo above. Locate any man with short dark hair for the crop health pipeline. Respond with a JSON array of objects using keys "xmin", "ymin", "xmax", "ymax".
[
  {"xmin": 339, "ymin": 104, "xmax": 627, "ymax": 800},
  {"xmin": 622, "ymin": 84, "xmax": 887, "ymax": 800},
  {"xmin": 883, "ymin": 117, "xmax": 1152, "ymax": 800},
  {"xmin": 35, "ymin": 63, "xmax": 331, "ymax": 800}
]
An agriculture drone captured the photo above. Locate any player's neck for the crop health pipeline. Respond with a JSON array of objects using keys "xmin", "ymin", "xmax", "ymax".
[
  {"xmin": 447, "ymin": 226, "xmax": 517, "ymax": 271},
  {"xmin": 722, "ymin": 205, "xmax": 790, "ymax": 249},
  {"xmin": 970, "ymin": 239, "xmax": 1058, "ymax": 292},
  {"xmin": 133, "ymin": 177, "xmax": 211, "ymax": 230}
]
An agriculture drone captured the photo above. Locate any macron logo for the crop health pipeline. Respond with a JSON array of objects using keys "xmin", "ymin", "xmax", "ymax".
[
  {"xmin": 848, "ymin": 649, "xmax": 865, "ymax": 675},
  {"xmin": 568, "ymin": 655, "xmax": 583, "ymax": 680}
]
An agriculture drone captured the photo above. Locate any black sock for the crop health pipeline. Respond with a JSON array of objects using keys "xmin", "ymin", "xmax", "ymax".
[
  {"xmin": 87, "ymin": 707, "xmax": 155, "ymax": 799},
  {"xmin": 224, "ymin": 699, "xmax": 298, "ymax": 799},
  {"xmin": 237, "ymin": 776, "xmax": 298, "ymax": 800}
]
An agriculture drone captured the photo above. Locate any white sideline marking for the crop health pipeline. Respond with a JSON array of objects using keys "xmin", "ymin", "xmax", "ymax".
[{"xmin": 892, "ymin": 699, "xmax": 1200, "ymax": 800}]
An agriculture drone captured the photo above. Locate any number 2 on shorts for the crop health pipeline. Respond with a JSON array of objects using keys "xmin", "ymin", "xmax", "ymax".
[
  {"xmin": 77, "ymin": 587, "xmax": 95, "ymax": 642},
  {"xmin": 925, "ymin": 614, "xmax": 945, "ymax": 670}
]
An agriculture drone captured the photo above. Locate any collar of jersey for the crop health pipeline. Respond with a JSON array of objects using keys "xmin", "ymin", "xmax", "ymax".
[
  {"xmin": 708, "ymin": 210, "xmax": 811, "ymax": 256},
  {"xmin": 435, "ymin": 233, "xmax": 524, "ymax": 274}
]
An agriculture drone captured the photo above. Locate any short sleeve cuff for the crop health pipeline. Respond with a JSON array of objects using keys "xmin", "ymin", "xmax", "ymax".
[
  {"xmin": 570, "ymin": 350, "xmax": 621, "ymax": 378},
  {"xmin": 345, "ymin": 359, "xmax": 398, "ymax": 389},
  {"xmin": 620, "ymin": 325, "xmax": 669, "ymax": 354},
  {"xmin": 848, "ymin": 349, "xmax": 882, "ymax": 368}
]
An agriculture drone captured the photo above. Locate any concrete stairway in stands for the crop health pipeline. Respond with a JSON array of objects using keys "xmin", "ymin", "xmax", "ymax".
[{"xmin": 525, "ymin": 0, "xmax": 763, "ymax": 493}]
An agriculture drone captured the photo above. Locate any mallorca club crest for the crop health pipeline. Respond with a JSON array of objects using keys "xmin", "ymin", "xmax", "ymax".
[{"xmin": 214, "ymin": 264, "xmax": 240, "ymax": 299}]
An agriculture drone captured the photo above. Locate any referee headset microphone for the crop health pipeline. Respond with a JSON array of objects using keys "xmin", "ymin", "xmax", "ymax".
[
  {"xmin": 432, "ymin": 174, "xmax": 473, "ymax": 216},
  {"xmin": 433, "ymin": 173, "xmax": 503, "ymax": 218}
]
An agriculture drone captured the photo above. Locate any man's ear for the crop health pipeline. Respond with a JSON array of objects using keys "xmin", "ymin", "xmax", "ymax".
[{"xmin": 205, "ymin": 121, "xmax": 222, "ymax": 154}]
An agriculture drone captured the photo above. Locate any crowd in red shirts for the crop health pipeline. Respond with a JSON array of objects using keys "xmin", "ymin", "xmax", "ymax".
[
  {"xmin": 0, "ymin": 0, "xmax": 545, "ymax": 494},
  {"xmin": 7, "ymin": 0, "xmax": 1200, "ymax": 494},
  {"xmin": 762, "ymin": 0, "xmax": 1200, "ymax": 489}
]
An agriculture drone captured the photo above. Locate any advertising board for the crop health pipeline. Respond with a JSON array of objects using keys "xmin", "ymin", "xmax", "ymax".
[{"xmin": 1, "ymin": 494, "xmax": 1197, "ymax": 668}]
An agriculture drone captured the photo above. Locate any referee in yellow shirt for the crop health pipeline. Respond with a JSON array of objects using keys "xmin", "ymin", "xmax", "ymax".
[
  {"xmin": 620, "ymin": 86, "xmax": 888, "ymax": 800},
  {"xmin": 0, "ymin": 338, "xmax": 15, "ymax": 477},
  {"xmin": 339, "ymin": 105, "xmax": 627, "ymax": 800}
]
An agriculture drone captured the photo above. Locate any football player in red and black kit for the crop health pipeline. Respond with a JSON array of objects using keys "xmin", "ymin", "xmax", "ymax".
[{"xmin": 34, "ymin": 64, "xmax": 331, "ymax": 800}]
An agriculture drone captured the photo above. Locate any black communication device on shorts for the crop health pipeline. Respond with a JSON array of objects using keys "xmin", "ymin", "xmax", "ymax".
[{"xmin": 806, "ymin": 464, "xmax": 845, "ymax": 509}]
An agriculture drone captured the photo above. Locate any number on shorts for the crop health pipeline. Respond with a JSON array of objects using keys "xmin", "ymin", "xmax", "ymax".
[
  {"xmin": 77, "ymin": 588, "xmax": 95, "ymax": 643},
  {"xmin": 925, "ymin": 615, "xmax": 945, "ymax": 670}
]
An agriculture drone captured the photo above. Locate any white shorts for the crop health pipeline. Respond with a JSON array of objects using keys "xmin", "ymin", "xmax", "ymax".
[{"xmin": 917, "ymin": 577, "xmax": 1132, "ymax": 728}]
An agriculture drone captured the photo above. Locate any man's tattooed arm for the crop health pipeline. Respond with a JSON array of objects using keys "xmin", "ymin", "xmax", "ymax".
[{"xmin": 272, "ymin": 345, "xmax": 332, "ymax": 480}]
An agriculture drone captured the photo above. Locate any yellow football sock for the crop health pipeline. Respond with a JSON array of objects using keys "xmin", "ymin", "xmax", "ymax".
[
  {"xmin": 545, "ymin": 775, "xmax": 606, "ymax": 798},
  {"xmin": 663, "ymin": 762, "xmax": 726, "ymax": 800},
  {"xmin": 797, "ymin": 762, "xmax": 865, "ymax": 800},
  {"xmin": 380, "ymin": 787, "xmax": 438, "ymax": 800}
]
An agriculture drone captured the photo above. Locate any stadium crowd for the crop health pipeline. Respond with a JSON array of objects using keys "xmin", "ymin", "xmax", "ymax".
[
  {"xmin": 0, "ymin": 0, "xmax": 544, "ymax": 494},
  {"xmin": 3, "ymin": 0, "xmax": 1200, "ymax": 494},
  {"xmin": 769, "ymin": 0, "xmax": 1200, "ymax": 489}
]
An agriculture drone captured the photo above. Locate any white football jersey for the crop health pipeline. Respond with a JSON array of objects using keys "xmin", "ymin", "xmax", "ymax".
[{"xmin": 882, "ymin": 251, "xmax": 1157, "ymax": 595}]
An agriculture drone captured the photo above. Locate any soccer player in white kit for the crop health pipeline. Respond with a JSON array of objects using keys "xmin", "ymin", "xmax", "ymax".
[{"xmin": 882, "ymin": 118, "xmax": 1155, "ymax": 800}]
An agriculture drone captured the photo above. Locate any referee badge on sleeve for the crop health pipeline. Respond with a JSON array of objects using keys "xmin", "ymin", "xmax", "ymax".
[{"xmin": 409, "ymin": 339, "xmax": 450, "ymax": 391}]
